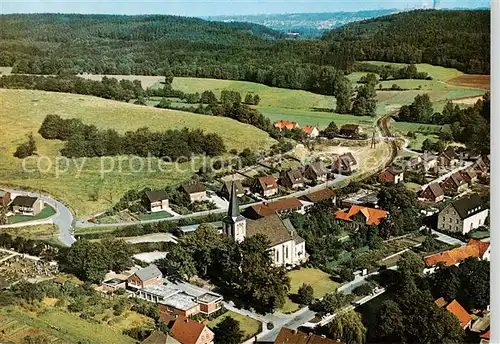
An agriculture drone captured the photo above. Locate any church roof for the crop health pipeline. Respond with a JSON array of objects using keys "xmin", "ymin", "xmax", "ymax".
[{"xmin": 247, "ymin": 214, "xmax": 297, "ymax": 246}]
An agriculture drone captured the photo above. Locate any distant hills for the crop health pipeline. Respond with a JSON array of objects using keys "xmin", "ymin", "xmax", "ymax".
[
  {"xmin": 206, "ymin": 10, "xmax": 399, "ymax": 38},
  {"xmin": 323, "ymin": 9, "xmax": 490, "ymax": 74}
]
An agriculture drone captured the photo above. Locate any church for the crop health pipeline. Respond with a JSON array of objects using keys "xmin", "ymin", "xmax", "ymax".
[{"xmin": 222, "ymin": 183, "xmax": 308, "ymax": 267}]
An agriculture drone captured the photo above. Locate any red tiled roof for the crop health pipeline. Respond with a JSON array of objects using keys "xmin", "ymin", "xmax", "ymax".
[
  {"xmin": 335, "ymin": 205, "xmax": 388, "ymax": 226},
  {"xmin": 274, "ymin": 327, "xmax": 341, "ymax": 344},
  {"xmin": 274, "ymin": 120, "xmax": 299, "ymax": 130},
  {"xmin": 424, "ymin": 239, "xmax": 490, "ymax": 267},
  {"xmin": 302, "ymin": 125, "xmax": 317, "ymax": 134},
  {"xmin": 258, "ymin": 176, "xmax": 278, "ymax": 191},
  {"xmin": 301, "ymin": 188, "xmax": 336, "ymax": 203},
  {"xmin": 446, "ymin": 300, "xmax": 472, "ymax": 328},
  {"xmin": 481, "ymin": 330, "xmax": 490, "ymax": 339},
  {"xmin": 251, "ymin": 198, "xmax": 302, "ymax": 217},
  {"xmin": 170, "ymin": 316, "xmax": 212, "ymax": 344},
  {"xmin": 434, "ymin": 297, "xmax": 447, "ymax": 308}
]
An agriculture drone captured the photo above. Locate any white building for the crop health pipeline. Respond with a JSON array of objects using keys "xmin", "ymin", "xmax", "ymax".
[
  {"xmin": 437, "ymin": 194, "xmax": 489, "ymax": 234},
  {"xmin": 222, "ymin": 183, "xmax": 307, "ymax": 267}
]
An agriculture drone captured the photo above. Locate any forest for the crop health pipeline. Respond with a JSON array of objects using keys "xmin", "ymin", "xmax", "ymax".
[
  {"xmin": 323, "ymin": 10, "xmax": 490, "ymax": 74},
  {"xmin": 0, "ymin": 10, "xmax": 489, "ymax": 92}
]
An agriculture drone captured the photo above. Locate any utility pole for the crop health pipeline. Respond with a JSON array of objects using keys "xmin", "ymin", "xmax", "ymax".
[{"xmin": 371, "ymin": 129, "xmax": 377, "ymax": 149}]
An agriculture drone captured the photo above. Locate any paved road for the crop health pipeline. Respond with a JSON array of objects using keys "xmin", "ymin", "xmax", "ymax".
[
  {"xmin": 431, "ymin": 229, "xmax": 466, "ymax": 246},
  {"xmin": 3, "ymin": 189, "xmax": 75, "ymax": 246}
]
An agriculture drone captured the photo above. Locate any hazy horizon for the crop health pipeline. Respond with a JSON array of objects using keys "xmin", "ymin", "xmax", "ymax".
[{"xmin": 1, "ymin": 0, "xmax": 490, "ymax": 17}]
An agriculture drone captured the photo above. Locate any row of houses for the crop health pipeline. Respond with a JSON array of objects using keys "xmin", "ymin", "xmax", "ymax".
[
  {"xmin": 0, "ymin": 191, "xmax": 45, "ymax": 217},
  {"xmin": 273, "ymin": 120, "xmax": 363, "ymax": 139}
]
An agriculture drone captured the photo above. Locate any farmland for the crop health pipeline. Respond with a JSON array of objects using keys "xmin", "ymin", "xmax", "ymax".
[{"xmin": 0, "ymin": 89, "xmax": 274, "ymax": 217}]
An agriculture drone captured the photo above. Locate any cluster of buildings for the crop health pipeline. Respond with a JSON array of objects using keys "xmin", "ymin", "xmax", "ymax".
[
  {"xmin": 99, "ymin": 264, "xmax": 222, "ymax": 344},
  {"xmin": 273, "ymin": 120, "xmax": 364, "ymax": 140},
  {"xmin": 0, "ymin": 190, "xmax": 45, "ymax": 217}
]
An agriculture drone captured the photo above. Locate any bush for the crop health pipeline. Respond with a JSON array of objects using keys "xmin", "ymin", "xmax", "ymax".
[
  {"xmin": 267, "ymin": 322, "xmax": 274, "ymax": 330},
  {"xmin": 352, "ymin": 283, "xmax": 373, "ymax": 296},
  {"xmin": 297, "ymin": 283, "xmax": 314, "ymax": 305}
]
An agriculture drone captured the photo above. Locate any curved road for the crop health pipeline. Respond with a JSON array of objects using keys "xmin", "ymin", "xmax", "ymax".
[{"xmin": 3, "ymin": 189, "xmax": 75, "ymax": 246}]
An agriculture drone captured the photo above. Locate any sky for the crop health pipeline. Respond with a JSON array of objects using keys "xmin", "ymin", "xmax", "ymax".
[{"xmin": 1, "ymin": 0, "xmax": 490, "ymax": 17}]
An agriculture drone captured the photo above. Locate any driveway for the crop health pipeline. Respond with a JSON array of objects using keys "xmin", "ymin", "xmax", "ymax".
[{"xmin": 3, "ymin": 189, "xmax": 75, "ymax": 246}]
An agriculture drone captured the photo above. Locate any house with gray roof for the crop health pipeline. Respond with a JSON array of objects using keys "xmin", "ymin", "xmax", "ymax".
[
  {"xmin": 437, "ymin": 194, "xmax": 489, "ymax": 234},
  {"xmin": 280, "ymin": 168, "xmax": 305, "ymax": 189},
  {"xmin": 144, "ymin": 189, "xmax": 169, "ymax": 213},
  {"xmin": 10, "ymin": 195, "xmax": 44, "ymax": 216},
  {"xmin": 127, "ymin": 264, "xmax": 163, "ymax": 290},
  {"xmin": 304, "ymin": 161, "xmax": 329, "ymax": 182}
]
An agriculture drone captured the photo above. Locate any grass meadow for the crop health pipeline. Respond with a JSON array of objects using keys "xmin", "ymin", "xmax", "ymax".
[
  {"xmin": 0, "ymin": 89, "xmax": 275, "ymax": 217},
  {"xmin": 207, "ymin": 311, "xmax": 261, "ymax": 341}
]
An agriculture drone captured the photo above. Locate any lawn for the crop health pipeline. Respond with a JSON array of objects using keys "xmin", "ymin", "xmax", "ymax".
[
  {"xmin": 138, "ymin": 211, "xmax": 172, "ymax": 221},
  {"xmin": 1, "ymin": 89, "xmax": 275, "ymax": 218},
  {"xmin": 256, "ymin": 106, "xmax": 375, "ymax": 129},
  {"xmin": 0, "ymin": 224, "xmax": 57, "ymax": 239},
  {"xmin": 471, "ymin": 231, "xmax": 490, "ymax": 239},
  {"xmin": 0, "ymin": 307, "xmax": 135, "ymax": 344},
  {"xmin": 390, "ymin": 120, "xmax": 442, "ymax": 135},
  {"xmin": 167, "ymin": 77, "xmax": 334, "ymax": 110},
  {"xmin": 207, "ymin": 311, "xmax": 261, "ymax": 341},
  {"xmin": 405, "ymin": 182, "xmax": 422, "ymax": 192},
  {"xmin": 281, "ymin": 268, "xmax": 339, "ymax": 314},
  {"xmin": 8, "ymin": 205, "xmax": 56, "ymax": 224},
  {"xmin": 407, "ymin": 133, "xmax": 439, "ymax": 151}
]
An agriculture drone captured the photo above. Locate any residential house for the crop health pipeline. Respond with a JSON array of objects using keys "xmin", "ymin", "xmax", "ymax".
[
  {"xmin": 300, "ymin": 188, "xmax": 336, "ymax": 204},
  {"xmin": 138, "ymin": 284, "xmax": 200, "ymax": 318},
  {"xmin": 195, "ymin": 292, "xmax": 223, "ymax": 315},
  {"xmin": 482, "ymin": 154, "xmax": 490, "ymax": 168},
  {"xmin": 424, "ymin": 239, "xmax": 490, "ymax": 268},
  {"xmin": 247, "ymin": 197, "xmax": 303, "ymax": 219},
  {"xmin": 439, "ymin": 146, "xmax": 460, "ymax": 167},
  {"xmin": 304, "ymin": 161, "xmax": 329, "ymax": 182},
  {"xmin": 274, "ymin": 120, "xmax": 299, "ymax": 131},
  {"xmin": 127, "ymin": 264, "xmax": 163, "ymax": 290},
  {"xmin": 100, "ymin": 278, "xmax": 127, "ymax": 293},
  {"xmin": 409, "ymin": 153, "xmax": 438, "ymax": 172},
  {"xmin": 170, "ymin": 316, "xmax": 215, "ymax": 344},
  {"xmin": 140, "ymin": 331, "xmax": 180, "ymax": 344},
  {"xmin": 446, "ymin": 300, "xmax": 472, "ymax": 329},
  {"xmin": 418, "ymin": 183, "xmax": 445, "ymax": 203},
  {"xmin": 440, "ymin": 172, "xmax": 468, "ymax": 194},
  {"xmin": 335, "ymin": 205, "xmax": 388, "ymax": 227},
  {"xmin": 10, "ymin": 196, "xmax": 44, "ymax": 216},
  {"xmin": 437, "ymin": 194, "xmax": 489, "ymax": 234},
  {"xmin": 280, "ymin": 168, "xmax": 305, "ymax": 189},
  {"xmin": 339, "ymin": 124, "xmax": 361, "ymax": 138},
  {"xmin": 460, "ymin": 168, "xmax": 478, "ymax": 184},
  {"xmin": 0, "ymin": 190, "xmax": 11, "ymax": 207},
  {"xmin": 274, "ymin": 327, "xmax": 341, "ymax": 344},
  {"xmin": 333, "ymin": 153, "xmax": 358, "ymax": 174},
  {"xmin": 379, "ymin": 166, "xmax": 404, "ymax": 184},
  {"xmin": 145, "ymin": 189, "xmax": 169, "ymax": 213},
  {"xmin": 253, "ymin": 176, "xmax": 279, "ymax": 197},
  {"xmin": 182, "ymin": 182, "xmax": 206, "ymax": 203},
  {"xmin": 302, "ymin": 125, "xmax": 319, "ymax": 138},
  {"xmin": 472, "ymin": 158, "xmax": 489, "ymax": 176},
  {"xmin": 220, "ymin": 180, "xmax": 244, "ymax": 199},
  {"xmin": 223, "ymin": 184, "xmax": 307, "ymax": 267}
]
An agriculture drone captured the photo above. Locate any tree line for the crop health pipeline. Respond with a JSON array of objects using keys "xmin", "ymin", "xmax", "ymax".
[
  {"xmin": 396, "ymin": 93, "xmax": 490, "ymax": 155},
  {"xmin": 324, "ymin": 10, "xmax": 490, "ymax": 74},
  {"xmin": 38, "ymin": 114, "xmax": 226, "ymax": 159}
]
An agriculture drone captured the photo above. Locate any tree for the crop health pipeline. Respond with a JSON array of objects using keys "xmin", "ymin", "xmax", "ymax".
[
  {"xmin": 430, "ymin": 264, "xmax": 461, "ymax": 301},
  {"xmin": 66, "ymin": 239, "xmax": 110, "ymax": 283},
  {"xmin": 374, "ymin": 300, "xmax": 405, "ymax": 342},
  {"xmin": 213, "ymin": 317, "xmax": 244, "ymax": 344},
  {"xmin": 359, "ymin": 73, "xmax": 378, "ymax": 86},
  {"xmin": 322, "ymin": 310, "xmax": 366, "ymax": 344},
  {"xmin": 244, "ymin": 93, "xmax": 254, "ymax": 105},
  {"xmin": 421, "ymin": 138, "xmax": 436, "ymax": 153},
  {"xmin": 334, "ymin": 77, "xmax": 353, "ymax": 114},
  {"xmin": 200, "ymin": 90, "xmax": 218, "ymax": 105},
  {"xmin": 321, "ymin": 121, "xmax": 339, "ymax": 139},
  {"xmin": 297, "ymin": 283, "xmax": 314, "ymax": 305},
  {"xmin": 313, "ymin": 290, "xmax": 350, "ymax": 315},
  {"xmin": 457, "ymin": 258, "xmax": 489, "ymax": 309},
  {"xmin": 158, "ymin": 245, "xmax": 197, "ymax": 281},
  {"xmin": 0, "ymin": 205, "xmax": 8, "ymax": 225},
  {"xmin": 253, "ymin": 94, "xmax": 261, "ymax": 105},
  {"xmin": 14, "ymin": 132, "xmax": 37, "ymax": 159},
  {"xmin": 352, "ymin": 82, "xmax": 376, "ymax": 116},
  {"xmin": 101, "ymin": 238, "xmax": 133, "ymax": 273},
  {"xmin": 155, "ymin": 97, "xmax": 171, "ymax": 108}
]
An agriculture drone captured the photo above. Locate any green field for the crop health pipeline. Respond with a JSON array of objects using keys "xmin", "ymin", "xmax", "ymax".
[
  {"xmin": 1, "ymin": 307, "xmax": 135, "ymax": 344},
  {"xmin": 407, "ymin": 133, "xmax": 439, "ymax": 151},
  {"xmin": 0, "ymin": 89, "xmax": 274, "ymax": 218},
  {"xmin": 363, "ymin": 61, "xmax": 464, "ymax": 81},
  {"xmin": 207, "ymin": 311, "xmax": 261, "ymax": 340},
  {"xmin": 281, "ymin": 268, "xmax": 339, "ymax": 313},
  {"xmin": 257, "ymin": 107, "xmax": 375, "ymax": 128},
  {"xmin": 8, "ymin": 205, "xmax": 56, "ymax": 224},
  {"xmin": 168, "ymin": 77, "xmax": 333, "ymax": 110}
]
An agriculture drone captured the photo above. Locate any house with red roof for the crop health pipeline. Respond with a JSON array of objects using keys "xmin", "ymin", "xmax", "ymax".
[
  {"xmin": 253, "ymin": 176, "xmax": 279, "ymax": 197},
  {"xmin": 302, "ymin": 125, "xmax": 319, "ymax": 138},
  {"xmin": 274, "ymin": 327, "xmax": 342, "ymax": 344},
  {"xmin": 274, "ymin": 120, "xmax": 299, "ymax": 131},
  {"xmin": 170, "ymin": 316, "xmax": 214, "ymax": 344},
  {"xmin": 480, "ymin": 330, "xmax": 490, "ymax": 344},
  {"xmin": 446, "ymin": 300, "xmax": 472, "ymax": 329},
  {"xmin": 424, "ymin": 239, "xmax": 490, "ymax": 268},
  {"xmin": 335, "ymin": 205, "xmax": 388, "ymax": 227},
  {"xmin": 418, "ymin": 183, "xmax": 445, "ymax": 203}
]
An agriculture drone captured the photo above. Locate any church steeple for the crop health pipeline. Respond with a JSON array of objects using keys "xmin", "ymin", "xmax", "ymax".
[
  {"xmin": 228, "ymin": 181, "xmax": 240, "ymax": 220},
  {"xmin": 222, "ymin": 181, "xmax": 246, "ymax": 243}
]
